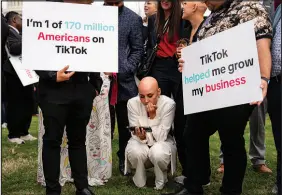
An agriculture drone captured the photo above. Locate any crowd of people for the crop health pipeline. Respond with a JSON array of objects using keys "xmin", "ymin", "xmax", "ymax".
[{"xmin": 1, "ymin": 0, "xmax": 281, "ymax": 195}]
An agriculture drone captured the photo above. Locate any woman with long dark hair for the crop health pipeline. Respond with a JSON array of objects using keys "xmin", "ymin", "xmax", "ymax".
[
  {"xmin": 147, "ymin": 0, "xmax": 188, "ymax": 183},
  {"xmin": 147, "ymin": 0, "xmax": 184, "ymax": 98}
]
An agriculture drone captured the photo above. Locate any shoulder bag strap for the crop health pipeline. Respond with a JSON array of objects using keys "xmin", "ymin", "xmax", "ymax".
[{"xmin": 154, "ymin": 17, "xmax": 170, "ymax": 49}]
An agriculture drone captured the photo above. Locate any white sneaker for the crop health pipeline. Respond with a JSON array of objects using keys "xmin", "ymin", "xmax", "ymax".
[
  {"xmin": 2, "ymin": 123, "xmax": 7, "ymax": 128},
  {"xmin": 20, "ymin": 134, "xmax": 37, "ymax": 141},
  {"xmin": 154, "ymin": 172, "xmax": 168, "ymax": 190},
  {"xmin": 203, "ymin": 182, "xmax": 211, "ymax": 187},
  {"xmin": 8, "ymin": 138, "xmax": 25, "ymax": 144},
  {"xmin": 174, "ymin": 175, "xmax": 186, "ymax": 185},
  {"xmin": 154, "ymin": 185, "xmax": 164, "ymax": 190},
  {"xmin": 272, "ymin": 184, "xmax": 278, "ymax": 194}
]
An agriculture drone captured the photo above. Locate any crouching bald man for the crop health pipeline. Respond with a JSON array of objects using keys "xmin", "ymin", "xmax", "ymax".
[{"xmin": 124, "ymin": 77, "xmax": 177, "ymax": 190}]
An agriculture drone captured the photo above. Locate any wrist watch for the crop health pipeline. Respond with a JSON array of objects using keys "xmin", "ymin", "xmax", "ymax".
[{"xmin": 261, "ymin": 76, "xmax": 270, "ymax": 84}]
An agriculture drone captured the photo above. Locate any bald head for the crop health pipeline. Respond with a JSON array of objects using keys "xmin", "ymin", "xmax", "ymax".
[
  {"xmin": 182, "ymin": 1, "xmax": 207, "ymax": 20},
  {"xmin": 139, "ymin": 77, "xmax": 159, "ymax": 91},
  {"xmin": 138, "ymin": 77, "xmax": 161, "ymax": 105},
  {"xmin": 197, "ymin": 2, "xmax": 207, "ymax": 15}
]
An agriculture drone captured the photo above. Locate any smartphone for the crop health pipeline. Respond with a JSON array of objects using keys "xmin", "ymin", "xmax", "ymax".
[{"xmin": 126, "ymin": 126, "xmax": 152, "ymax": 132}]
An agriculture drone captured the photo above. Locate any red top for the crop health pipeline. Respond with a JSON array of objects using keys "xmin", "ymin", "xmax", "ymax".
[{"xmin": 157, "ymin": 32, "xmax": 179, "ymax": 58}]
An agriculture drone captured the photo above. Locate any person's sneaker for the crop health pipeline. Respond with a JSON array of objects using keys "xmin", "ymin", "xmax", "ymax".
[
  {"xmin": 174, "ymin": 175, "xmax": 186, "ymax": 185},
  {"xmin": 202, "ymin": 182, "xmax": 211, "ymax": 187},
  {"xmin": 217, "ymin": 164, "xmax": 224, "ymax": 173},
  {"xmin": 253, "ymin": 164, "xmax": 272, "ymax": 173},
  {"xmin": 76, "ymin": 188, "xmax": 95, "ymax": 195},
  {"xmin": 119, "ymin": 159, "xmax": 130, "ymax": 176},
  {"xmin": 2, "ymin": 123, "xmax": 7, "ymax": 129},
  {"xmin": 271, "ymin": 184, "xmax": 278, "ymax": 194},
  {"xmin": 8, "ymin": 138, "xmax": 25, "ymax": 144},
  {"xmin": 160, "ymin": 188, "xmax": 193, "ymax": 195},
  {"xmin": 20, "ymin": 134, "xmax": 37, "ymax": 141}
]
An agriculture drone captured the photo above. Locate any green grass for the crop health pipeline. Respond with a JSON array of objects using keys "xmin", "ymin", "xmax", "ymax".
[{"xmin": 1, "ymin": 116, "xmax": 277, "ymax": 195}]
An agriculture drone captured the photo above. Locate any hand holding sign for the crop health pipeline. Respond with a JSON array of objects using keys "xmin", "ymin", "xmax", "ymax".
[
  {"xmin": 178, "ymin": 58, "xmax": 184, "ymax": 73},
  {"xmin": 250, "ymin": 37, "xmax": 272, "ymax": 106},
  {"xmin": 250, "ymin": 79, "xmax": 268, "ymax": 106},
  {"xmin": 176, "ymin": 38, "xmax": 189, "ymax": 59},
  {"xmin": 56, "ymin": 65, "xmax": 75, "ymax": 82},
  {"xmin": 260, "ymin": 79, "xmax": 268, "ymax": 100},
  {"xmin": 176, "ymin": 46, "xmax": 184, "ymax": 59}
]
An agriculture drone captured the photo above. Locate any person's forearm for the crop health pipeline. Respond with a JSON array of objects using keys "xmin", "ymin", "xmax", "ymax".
[{"xmin": 257, "ymin": 38, "xmax": 272, "ymax": 78}]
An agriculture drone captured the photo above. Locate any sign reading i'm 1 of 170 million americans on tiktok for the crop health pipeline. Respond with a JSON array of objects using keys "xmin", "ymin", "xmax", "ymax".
[{"xmin": 22, "ymin": 2, "xmax": 118, "ymax": 72}]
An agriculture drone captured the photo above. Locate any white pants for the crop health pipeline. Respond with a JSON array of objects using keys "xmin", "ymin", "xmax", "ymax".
[{"xmin": 125, "ymin": 139, "xmax": 176, "ymax": 189}]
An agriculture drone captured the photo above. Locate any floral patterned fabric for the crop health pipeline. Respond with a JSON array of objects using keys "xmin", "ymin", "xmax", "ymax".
[
  {"xmin": 37, "ymin": 75, "xmax": 112, "ymax": 187},
  {"xmin": 198, "ymin": 0, "xmax": 273, "ymax": 41}
]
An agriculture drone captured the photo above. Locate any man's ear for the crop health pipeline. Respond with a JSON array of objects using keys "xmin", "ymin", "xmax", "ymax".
[
  {"xmin": 12, "ymin": 16, "xmax": 17, "ymax": 23},
  {"xmin": 193, "ymin": 3, "xmax": 198, "ymax": 12},
  {"xmin": 158, "ymin": 88, "xmax": 161, "ymax": 97}
]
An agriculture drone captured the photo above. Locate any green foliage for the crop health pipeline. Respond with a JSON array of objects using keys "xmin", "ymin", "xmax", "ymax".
[{"xmin": 1, "ymin": 116, "xmax": 276, "ymax": 195}]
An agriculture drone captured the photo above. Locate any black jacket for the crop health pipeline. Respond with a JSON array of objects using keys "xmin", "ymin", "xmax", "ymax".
[
  {"xmin": 1, "ymin": 14, "xmax": 9, "ymax": 66},
  {"xmin": 142, "ymin": 25, "xmax": 148, "ymax": 44},
  {"xmin": 1, "ymin": 14, "xmax": 9, "ymax": 100},
  {"xmin": 36, "ymin": 70, "xmax": 103, "ymax": 104},
  {"xmin": 116, "ymin": 6, "xmax": 143, "ymax": 102},
  {"xmin": 181, "ymin": 18, "xmax": 206, "ymax": 40},
  {"xmin": 3, "ymin": 27, "xmax": 21, "ymax": 75}
]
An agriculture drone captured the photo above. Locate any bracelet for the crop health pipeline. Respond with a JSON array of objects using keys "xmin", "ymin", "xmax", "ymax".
[{"xmin": 261, "ymin": 76, "xmax": 270, "ymax": 84}]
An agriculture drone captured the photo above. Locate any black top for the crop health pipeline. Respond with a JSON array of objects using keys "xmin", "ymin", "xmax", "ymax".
[
  {"xmin": 181, "ymin": 19, "xmax": 206, "ymax": 44},
  {"xmin": 36, "ymin": 71, "xmax": 103, "ymax": 104},
  {"xmin": 3, "ymin": 27, "xmax": 21, "ymax": 76},
  {"xmin": 1, "ymin": 14, "xmax": 9, "ymax": 66}
]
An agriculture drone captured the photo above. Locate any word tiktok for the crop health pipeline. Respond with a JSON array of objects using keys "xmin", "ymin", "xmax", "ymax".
[
  {"xmin": 200, "ymin": 49, "xmax": 228, "ymax": 65},
  {"xmin": 55, "ymin": 45, "xmax": 87, "ymax": 54}
]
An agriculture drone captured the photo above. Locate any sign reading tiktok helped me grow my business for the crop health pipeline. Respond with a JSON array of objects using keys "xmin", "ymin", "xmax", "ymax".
[
  {"xmin": 22, "ymin": 2, "xmax": 118, "ymax": 72},
  {"xmin": 181, "ymin": 21, "xmax": 262, "ymax": 115}
]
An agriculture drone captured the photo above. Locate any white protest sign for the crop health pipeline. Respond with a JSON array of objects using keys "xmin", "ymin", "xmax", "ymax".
[
  {"xmin": 22, "ymin": 2, "xmax": 118, "ymax": 72},
  {"xmin": 5, "ymin": 46, "xmax": 39, "ymax": 86},
  {"xmin": 9, "ymin": 56, "xmax": 39, "ymax": 86},
  {"xmin": 182, "ymin": 20, "xmax": 262, "ymax": 115}
]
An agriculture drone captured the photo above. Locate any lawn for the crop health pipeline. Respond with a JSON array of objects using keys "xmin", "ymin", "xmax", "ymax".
[{"xmin": 1, "ymin": 116, "xmax": 277, "ymax": 195}]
